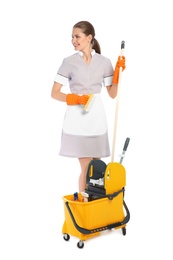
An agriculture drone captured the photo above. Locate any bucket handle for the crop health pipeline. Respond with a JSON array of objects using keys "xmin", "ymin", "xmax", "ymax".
[{"xmin": 65, "ymin": 199, "xmax": 130, "ymax": 235}]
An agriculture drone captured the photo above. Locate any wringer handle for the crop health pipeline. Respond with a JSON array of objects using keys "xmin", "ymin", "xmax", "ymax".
[
  {"xmin": 123, "ymin": 137, "xmax": 130, "ymax": 152},
  {"xmin": 119, "ymin": 137, "xmax": 130, "ymax": 164}
]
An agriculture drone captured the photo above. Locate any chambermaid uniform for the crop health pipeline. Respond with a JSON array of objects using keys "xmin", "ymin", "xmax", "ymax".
[{"xmin": 54, "ymin": 50, "xmax": 114, "ymax": 158}]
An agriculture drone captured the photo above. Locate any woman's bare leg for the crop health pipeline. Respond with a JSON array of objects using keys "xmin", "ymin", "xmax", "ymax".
[
  {"xmin": 78, "ymin": 157, "xmax": 100, "ymax": 192},
  {"xmin": 78, "ymin": 157, "xmax": 92, "ymax": 192}
]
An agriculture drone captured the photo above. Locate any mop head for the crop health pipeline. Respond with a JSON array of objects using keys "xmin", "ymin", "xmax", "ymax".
[{"xmin": 84, "ymin": 94, "xmax": 95, "ymax": 112}]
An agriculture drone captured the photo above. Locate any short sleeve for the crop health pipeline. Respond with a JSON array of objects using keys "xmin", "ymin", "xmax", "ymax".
[
  {"xmin": 103, "ymin": 76, "xmax": 113, "ymax": 87},
  {"xmin": 54, "ymin": 58, "xmax": 70, "ymax": 86},
  {"xmin": 103, "ymin": 58, "xmax": 114, "ymax": 87}
]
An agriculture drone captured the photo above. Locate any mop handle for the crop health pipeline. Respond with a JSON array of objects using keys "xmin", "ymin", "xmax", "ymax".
[{"xmin": 111, "ymin": 41, "xmax": 125, "ymax": 162}]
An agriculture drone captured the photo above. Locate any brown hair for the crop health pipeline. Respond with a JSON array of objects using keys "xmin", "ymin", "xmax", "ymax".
[{"xmin": 73, "ymin": 21, "xmax": 101, "ymax": 54}]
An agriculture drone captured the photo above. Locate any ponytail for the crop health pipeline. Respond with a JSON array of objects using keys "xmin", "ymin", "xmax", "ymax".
[{"xmin": 92, "ymin": 38, "xmax": 101, "ymax": 54}]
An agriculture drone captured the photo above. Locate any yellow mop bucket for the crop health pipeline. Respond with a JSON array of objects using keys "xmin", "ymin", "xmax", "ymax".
[{"xmin": 62, "ymin": 186, "xmax": 130, "ymax": 248}]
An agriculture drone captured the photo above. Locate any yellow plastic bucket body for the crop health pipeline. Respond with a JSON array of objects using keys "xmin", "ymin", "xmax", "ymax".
[{"xmin": 62, "ymin": 191, "xmax": 125, "ymax": 240}]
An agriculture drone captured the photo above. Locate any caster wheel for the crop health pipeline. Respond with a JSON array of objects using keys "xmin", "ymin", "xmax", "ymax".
[
  {"xmin": 77, "ymin": 240, "xmax": 84, "ymax": 249},
  {"xmin": 122, "ymin": 227, "xmax": 126, "ymax": 236},
  {"xmin": 63, "ymin": 233, "xmax": 70, "ymax": 241}
]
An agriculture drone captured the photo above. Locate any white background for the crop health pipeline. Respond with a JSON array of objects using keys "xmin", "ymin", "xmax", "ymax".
[{"xmin": 0, "ymin": 0, "xmax": 173, "ymax": 259}]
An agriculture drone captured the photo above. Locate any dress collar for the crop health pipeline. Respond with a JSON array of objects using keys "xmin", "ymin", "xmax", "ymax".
[{"xmin": 78, "ymin": 49, "xmax": 95, "ymax": 56}]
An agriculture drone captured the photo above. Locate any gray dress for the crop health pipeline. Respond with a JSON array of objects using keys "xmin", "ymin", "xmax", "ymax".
[{"xmin": 54, "ymin": 50, "xmax": 114, "ymax": 158}]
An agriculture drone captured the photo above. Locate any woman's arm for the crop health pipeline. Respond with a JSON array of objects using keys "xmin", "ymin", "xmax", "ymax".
[
  {"xmin": 106, "ymin": 55, "xmax": 126, "ymax": 99},
  {"xmin": 106, "ymin": 84, "xmax": 118, "ymax": 99},
  {"xmin": 51, "ymin": 82, "xmax": 67, "ymax": 102}
]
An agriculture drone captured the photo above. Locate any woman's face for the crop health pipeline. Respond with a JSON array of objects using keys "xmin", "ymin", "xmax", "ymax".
[{"xmin": 72, "ymin": 27, "xmax": 92, "ymax": 52}]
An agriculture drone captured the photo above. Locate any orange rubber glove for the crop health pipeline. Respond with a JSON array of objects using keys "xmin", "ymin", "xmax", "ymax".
[
  {"xmin": 112, "ymin": 56, "xmax": 126, "ymax": 85},
  {"xmin": 66, "ymin": 94, "xmax": 89, "ymax": 105}
]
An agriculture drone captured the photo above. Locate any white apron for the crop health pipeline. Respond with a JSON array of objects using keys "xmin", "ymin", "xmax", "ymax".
[{"xmin": 62, "ymin": 94, "xmax": 107, "ymax": 136}]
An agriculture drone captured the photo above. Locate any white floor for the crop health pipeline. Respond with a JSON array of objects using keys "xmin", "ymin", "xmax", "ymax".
[{"xmin": 0, "ymin": 0, "xmax": 173, "ymax": 259}]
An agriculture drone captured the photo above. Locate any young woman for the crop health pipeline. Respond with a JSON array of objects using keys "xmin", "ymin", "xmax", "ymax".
[{"xmin": 51, "ymin": 21, "xmax": 125, "ymax": 192}]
